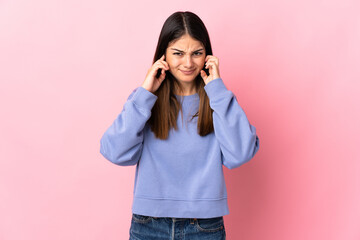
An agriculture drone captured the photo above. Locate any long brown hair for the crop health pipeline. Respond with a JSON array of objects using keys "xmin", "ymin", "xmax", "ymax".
[{"xmin": 148, "ymin": 11, "xmax": 214, "ymax": 140}]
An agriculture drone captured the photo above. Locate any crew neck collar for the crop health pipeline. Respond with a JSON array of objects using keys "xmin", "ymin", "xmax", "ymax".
[{"xmin": 175, "ymin": 92, "xmax": 199, "ymax": 100}]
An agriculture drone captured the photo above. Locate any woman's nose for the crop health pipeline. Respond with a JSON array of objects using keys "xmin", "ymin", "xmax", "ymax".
[{"xmin": 183, "ymin": 55, "xmax": 194, "ymax": 68}]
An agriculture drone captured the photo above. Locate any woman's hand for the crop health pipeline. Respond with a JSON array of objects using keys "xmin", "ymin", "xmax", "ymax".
[
  {"xmin": 200, "ymin": 55, "xmax": 220, "ymax": 85},
  {"xmin": 142, "ymin": 55, "xmax": 169, "ymax": 93}
]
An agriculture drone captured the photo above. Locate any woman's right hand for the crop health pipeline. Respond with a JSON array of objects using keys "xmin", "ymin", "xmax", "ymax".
[{"xmin": 142, "ymin": 55, "xmax": 169, "ymax": 93}]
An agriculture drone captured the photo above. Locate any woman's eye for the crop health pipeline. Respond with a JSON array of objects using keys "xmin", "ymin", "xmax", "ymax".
[{"xmin": 173, "ymin": 52, "xmax": 203, "ymax": 56}]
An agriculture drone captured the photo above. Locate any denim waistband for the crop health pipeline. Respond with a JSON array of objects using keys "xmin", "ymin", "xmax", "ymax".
[{"xmin": 153, "ymin": 217, "xmax": 197, "ymax": 222}]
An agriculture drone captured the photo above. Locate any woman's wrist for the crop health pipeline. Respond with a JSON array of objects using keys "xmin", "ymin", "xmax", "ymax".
[{"xmin": 141, "ymin": 84, "xmax": 153, "ymax": 93}]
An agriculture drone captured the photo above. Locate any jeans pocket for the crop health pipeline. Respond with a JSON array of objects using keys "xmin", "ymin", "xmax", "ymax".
[
  {"xmin": 132, "ymin": 213, "xmax": 153, "ymax": 224},
  {"xmin": 195, "ymin": 217, "xmax": 225, "ymax": 232}
]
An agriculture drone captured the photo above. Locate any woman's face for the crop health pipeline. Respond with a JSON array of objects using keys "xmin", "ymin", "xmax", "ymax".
[{"xmin": 165, "ymin": 34, "xmax": 206, "ymax": 83}]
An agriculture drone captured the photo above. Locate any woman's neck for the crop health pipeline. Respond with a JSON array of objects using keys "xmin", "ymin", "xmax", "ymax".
[{"xmin": 174, "ymin": 81, "xmax": 196, "ymax": 96}]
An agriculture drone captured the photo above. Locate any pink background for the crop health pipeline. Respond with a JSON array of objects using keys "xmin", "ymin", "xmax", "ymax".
[{"xmin": 1, "ymin": 0, "xmax": 359, "ymax": 239}]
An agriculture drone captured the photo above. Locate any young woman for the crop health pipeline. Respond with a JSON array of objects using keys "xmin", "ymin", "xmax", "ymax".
[{"xmin": 100, "ymin": 11, "xmax": 260, "ymax": 240}]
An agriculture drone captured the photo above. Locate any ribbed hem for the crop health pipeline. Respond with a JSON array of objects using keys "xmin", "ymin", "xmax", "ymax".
[{"xmin": 132, "ymin": 196, "xmax": 229, "ymax": 218}]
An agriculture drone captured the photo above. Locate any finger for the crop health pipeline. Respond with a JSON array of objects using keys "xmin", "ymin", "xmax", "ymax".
[
  {"xmin": 150, "ymin": 64, "xmax": 165, "ymax": 78},
  {"xmin": 205, "ymin": 60, "xmax": 218, "ymax": 69},
  {"xmin": 208, "ymin": 62, "xmax": 219, "ymax": 73},
  {"xmin": 205, "ymin": 58, "xmax": 219, "ymax": 68},
  {"xmin": 160, "ymin": 61, "xmax": 169, "ymax": 70},
  {"xmin": 160, "ymin": 60, "xmax": 170, "ymax": 70},
  {"xmin": 205, "ymin": 55, "xmax": 213, "ymax": 61},
  {"xmin": 154, "ymin": 61, "xmax": 169, "ymax": 71},
  {"xmin": 205, "ymin": 61, "xmax": 215, "ymax": 69},
  {"xmin": 205, "ymin": 62, "xmax": 220, "ymax": 76},
  {"xmin": 205, "ymin": 58, "xmax": 219, "ymax": 66},
  {"xmin": 155, "ymin": 57, "xmax": 169, "ymax": 70},
  {"xmin": 158, "ymin": 69, "xmax": 166, "ymax": 81},
  {"xmin": 200, "ymin": 70, "xmax": 208, "ymax": 81}
]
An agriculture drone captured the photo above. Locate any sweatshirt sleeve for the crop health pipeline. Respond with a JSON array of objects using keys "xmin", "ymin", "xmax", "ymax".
[
  {"xmin": 100, "ymin": 86, "xmax": 158, "ymax": 166},
  {"xmin": 204, "ymin": 78, "xmax": 260, "ymax": 169}
]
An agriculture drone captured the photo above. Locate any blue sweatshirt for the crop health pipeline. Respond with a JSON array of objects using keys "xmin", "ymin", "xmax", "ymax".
[{"xmin": 100, "ymin": 78, "xmax": 260, "ymax": 218}]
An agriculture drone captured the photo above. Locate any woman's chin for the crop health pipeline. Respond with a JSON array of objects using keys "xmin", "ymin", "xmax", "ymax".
[{"xmin": 176, "ymin": 74, "xmax": 199, "ymax": 82}]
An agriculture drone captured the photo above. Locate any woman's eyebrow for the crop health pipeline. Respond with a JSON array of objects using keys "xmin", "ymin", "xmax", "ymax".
[{"xmin": 170, "ymin": 48, "xmax": 204, "ymax": 53}]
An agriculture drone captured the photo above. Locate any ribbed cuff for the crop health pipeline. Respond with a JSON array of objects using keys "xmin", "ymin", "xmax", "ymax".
[
  {"xmin": 131, "ymin": 87, "xmax": 158, "ymax": 111},
  {"xmin": 204, "ymin": 78, "xmax": 229, "ymax": 100}
]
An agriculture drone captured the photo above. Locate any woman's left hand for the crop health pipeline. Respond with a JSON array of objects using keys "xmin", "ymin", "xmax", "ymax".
[{"xmin": 200, "ymin": 55, "xmax": 220, "ymax": 85}]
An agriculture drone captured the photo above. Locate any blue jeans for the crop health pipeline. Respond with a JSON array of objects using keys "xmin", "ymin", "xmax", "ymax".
[{"xmin": 129, "ymin": 213, "xmax": 226, "ymax": 240}]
